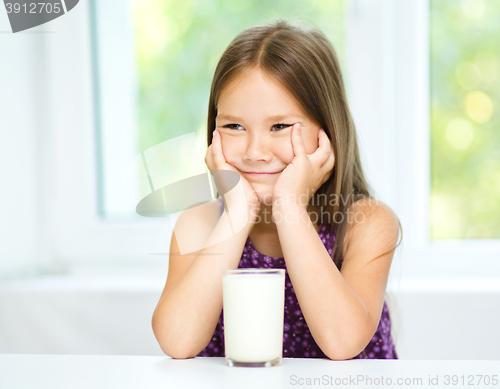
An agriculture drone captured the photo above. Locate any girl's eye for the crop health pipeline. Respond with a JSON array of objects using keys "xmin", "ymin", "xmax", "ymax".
[
  {"xmin": 223, "ymin": 123, "xmax": 292, "ymax": 131},
  {"xmin": 224, "ymin": 124, "xmax": 245, "ymax": 130},
  {"xmin": 272, "ymin": 124, "xmax": 292, "ymax": 132}
]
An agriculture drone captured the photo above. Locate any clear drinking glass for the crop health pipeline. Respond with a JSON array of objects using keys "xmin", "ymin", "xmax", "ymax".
[{"xmin": 222, "ymin": 269, "xmax": 286, "ymax": 367}]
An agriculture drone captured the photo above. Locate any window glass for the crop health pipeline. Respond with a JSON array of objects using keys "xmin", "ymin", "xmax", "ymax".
[
  {"xmin": 430, "ymin": 0, "xmax": 500, "ymax": 239},
  {"xmin": 132, "ymin": 0, "xmax": 346, "ymax": 152},
  {"xmin": 92, "ymin": 0, "xmax": 346, "ymax": 219}
]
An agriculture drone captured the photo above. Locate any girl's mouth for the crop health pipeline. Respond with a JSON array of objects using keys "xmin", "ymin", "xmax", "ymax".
[{"xmin": 242, "ymin": 170, "xmax": 282, "ymax": 178}]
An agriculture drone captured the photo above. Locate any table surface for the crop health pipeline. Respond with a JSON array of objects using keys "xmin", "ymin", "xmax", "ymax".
[{"xmin": 0, "ymin": 354, "xmax": 498, "ymax": 389}]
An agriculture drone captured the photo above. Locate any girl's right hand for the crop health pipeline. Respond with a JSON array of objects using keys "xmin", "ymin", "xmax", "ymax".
[{"xmin": 205, "ymin": 130, "xmax": 261, "ymax": 224}]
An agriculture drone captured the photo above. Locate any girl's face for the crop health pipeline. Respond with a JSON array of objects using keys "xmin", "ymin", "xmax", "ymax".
[{"xmin": 215, "ymin": 67, "xmax": 322, "ymax": 204}]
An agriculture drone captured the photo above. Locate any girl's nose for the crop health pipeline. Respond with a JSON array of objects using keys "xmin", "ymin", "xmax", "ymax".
[{"xmin": 243, "ymin": 135, "xmax": 273, "ymax": 162}]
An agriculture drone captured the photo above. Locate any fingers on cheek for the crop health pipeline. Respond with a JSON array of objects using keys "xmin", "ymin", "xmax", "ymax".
[{"xmin": 305, "ymin": 139, "xmax": 317, "ymax": 155}]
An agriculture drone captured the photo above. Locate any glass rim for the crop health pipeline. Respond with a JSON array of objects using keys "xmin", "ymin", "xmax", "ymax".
[{"xmin": 223, "ymin": 269, "xmax": 285, "ymax": 276}]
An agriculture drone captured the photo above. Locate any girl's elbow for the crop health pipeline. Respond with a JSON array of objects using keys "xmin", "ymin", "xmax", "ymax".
[
  {"xmin": 155, "ymin": 336, "xmax": 200, "ymax": 359},
  {"xmin": 152, "ymin": 323, "xmax": 202, "ymax": 359},
  {"xmin": 324, "ymin": 348, "xmax": 361, "ymax": 361},
  {"xmin": 162, "ymin": 345, "xmax": 198, "ymax": 359},
  {"xmin": 321, "ymin": 336, "xmax": 370, "ymax": 361}
]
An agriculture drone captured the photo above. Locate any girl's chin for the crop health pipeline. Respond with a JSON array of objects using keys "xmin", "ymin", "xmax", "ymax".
[
  {"xmin": 259, "ymin": 194, "xmax": 274, "ymax": 206},
  {"xmin": 253, "ymin": 189, "xmax": 274, "ymax": 206}
]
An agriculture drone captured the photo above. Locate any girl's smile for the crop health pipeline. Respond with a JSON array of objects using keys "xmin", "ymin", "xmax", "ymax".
[
  {"xmin": 215, "ymin": 66, "xmax": 321, "ymax": 202},
  {"xmin": 240, "ymin": 169, "xmax": 283, "ymax": 176}
]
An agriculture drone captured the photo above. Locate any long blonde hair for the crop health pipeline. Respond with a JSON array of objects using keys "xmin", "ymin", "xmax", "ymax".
[{"xmin": 206, "ymin": 19, "xmax": 402, "ymax": 269}]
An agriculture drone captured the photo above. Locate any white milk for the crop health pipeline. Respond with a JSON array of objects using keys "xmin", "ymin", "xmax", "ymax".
[{"xmin": 223, "ymin": 269, "xmax": 285, "ymax": 364}]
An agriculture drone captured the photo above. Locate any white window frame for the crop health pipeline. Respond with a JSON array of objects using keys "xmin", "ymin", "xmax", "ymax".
[
  {"xmin": 347, "ymin": 0, "xmax": 500, "ymax": 282},
  {"xmin": 41, "ymin": 0, "xmax": 169, "ymax": 275},
  {"xmin": 41, "ymin": 0, "xmax": 499, "ymax": 279}
]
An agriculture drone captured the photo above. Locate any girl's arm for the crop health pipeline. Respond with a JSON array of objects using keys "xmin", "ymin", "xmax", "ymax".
[
  {"xmin": 152, "ymin": 202, "xmax": 255, "ymax": 359},
  {"xmin": 275, "ymin": 199, "xmax": 400, "ymax": 360},
  {"xmin": 154, "ymin": 125, "xmax": 260, "ymax": 358}
]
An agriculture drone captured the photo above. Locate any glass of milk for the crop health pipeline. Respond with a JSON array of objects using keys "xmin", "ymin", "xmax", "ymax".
[{"xmin": 222, "ymin": 269, "xmax": 286, "ymax": 367}]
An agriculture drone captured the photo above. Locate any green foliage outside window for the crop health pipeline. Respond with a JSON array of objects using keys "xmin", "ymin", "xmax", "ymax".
[
  {"xmin": 131, "ymin": 0, "xmax": 500, "ymax": 239},
  {"xmin": 430, "ymin": 0, "xmax": 500, "ymax": 239},
  {"xmin": 132, "ymin": 0, "xmax": 345, "ymax": 152}
]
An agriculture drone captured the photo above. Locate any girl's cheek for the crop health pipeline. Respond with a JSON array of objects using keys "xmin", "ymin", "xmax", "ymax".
[
  {"xmin": 284, "ymin": 151, "xmax": 295, "ymax": 164},
  {"xmin": 303, "ymin": 130, "xmax": 319, "ymax": 154},
  {"xmin": 221, "ymin": 138, "xmax": 240, "ymax": 164},
  {"xmin": 276, "ymin": 139, "xmax": 294, "ymax": 162}
]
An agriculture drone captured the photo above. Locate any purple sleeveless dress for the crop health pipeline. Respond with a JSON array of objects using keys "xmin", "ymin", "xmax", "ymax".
[{"xmin": 197, "ymin": 198, "xmax": 398, "ymax": 359}]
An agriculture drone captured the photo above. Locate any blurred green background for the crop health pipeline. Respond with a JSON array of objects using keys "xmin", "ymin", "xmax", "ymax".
[
  {"xmin": 430, "ymin": 0, "xmax": 500, "ymax": 239},
  {"xmin": 131, "ymin": 0, "xmax": 345, "ymax": 153},
  {"xmin": 130, "ymin": 0, "xmax": 500, "ymax": 240}
]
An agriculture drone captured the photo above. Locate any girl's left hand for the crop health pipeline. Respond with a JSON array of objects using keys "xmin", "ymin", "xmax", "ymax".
[{"xmin": 272, "ymin": 123, "xmax": 335, "ymax": 209}]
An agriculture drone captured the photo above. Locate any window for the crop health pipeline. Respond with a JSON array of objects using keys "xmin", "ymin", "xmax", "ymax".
[
  {"xmin": 430, "ymin": 0, "xmax": 500, "ymax": 240},
  {"xmin": 38, "ymin": 0, "xmax": 498, "ymax": 278},
  {"xmin": 93, "ymin": 0, "xmax": 347, "ymax": 220},
  {"xmin": 347, "ymin": 0, "xmax": 499, "ymax": 281}
]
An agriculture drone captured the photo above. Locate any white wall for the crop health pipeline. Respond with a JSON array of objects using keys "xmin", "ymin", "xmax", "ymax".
[
  {"xmin": 388, "ymin": 284, "xmax": 500, "ymax": 360},
  {"xmin": 0, "ymin": 276, "xmax": 499, "ymax": 360},
  {"xmin": 0, "ymin": 276, "xmax": 164, "ymax": 355}
]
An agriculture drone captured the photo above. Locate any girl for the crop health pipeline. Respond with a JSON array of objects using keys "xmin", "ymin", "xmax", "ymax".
[{"xmin": 152, "ymin": 19, "xmax": 402, "ymax": 360}]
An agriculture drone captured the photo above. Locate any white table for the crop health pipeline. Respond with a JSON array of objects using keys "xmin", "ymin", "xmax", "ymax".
[{"xmin": 0, "ymin": 354, "xmax": 498, "ymax": 388}]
